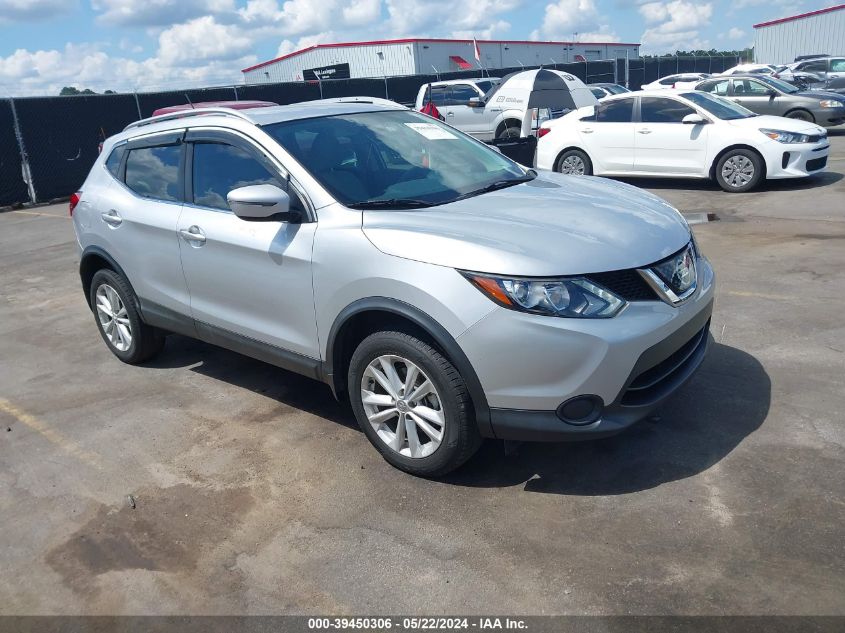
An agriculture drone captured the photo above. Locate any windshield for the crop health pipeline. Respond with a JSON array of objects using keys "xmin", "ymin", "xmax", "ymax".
[
  {"xmin": 680, "ymin": 92, "xmax": 757, "ymax": 120},
  {"xmin": 606, "ymin": 84, "xmax": 630, "ymax": 94},
  {"xmin": 756, "ymin": 76, "xmax": 799, "ymax": 93},
  {"xmin": 264, "ymin": 110, "xmax": 530, "ymax": 208}
]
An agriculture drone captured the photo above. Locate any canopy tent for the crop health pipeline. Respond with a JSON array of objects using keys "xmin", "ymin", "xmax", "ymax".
[{"xmin": 484, "ymin": 68, "xmax": 597, "ymax": 137}]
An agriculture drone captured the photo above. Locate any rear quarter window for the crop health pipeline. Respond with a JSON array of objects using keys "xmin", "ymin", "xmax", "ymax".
[{"xmin": 105, "ymin": 145, "xmax": 125, "ymax": 178}]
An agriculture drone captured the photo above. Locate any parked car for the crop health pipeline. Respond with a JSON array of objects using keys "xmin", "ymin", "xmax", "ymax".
[
  {"xmin": 588, "ymin": 83, "xmax": 631, "ymax": 99},
  {"xmin": 694, "ymin": 74, "xmax": 845, "ymax": 126},
  {"xmin": 72, "ymin": 99, "xmax": 714, "ymax": 476},
  {"xmin": 536, "ymin": 90, "xmax": 829, "ymax": 192},
  {"xmin": 640, "ymin": 73, "xmax": 710, "ymax": 90},
  {"xmin": 414, "ymin": 77, "xmax": 554, "ymax": 139},
  {"xmin": 720, "ymin": 63, "xmax": 777, "ymax": 76},
  {"xmin": 774, "ymin": 70, "xmax": 826, "ymax": 91},
  {"xmin": 786, "ymin": 56, "xmax": 845, "ymax": 81}
]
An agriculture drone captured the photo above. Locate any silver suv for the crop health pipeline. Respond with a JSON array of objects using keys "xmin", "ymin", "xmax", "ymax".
[{"xmin": 72, "ymin": 99, "xmax": 715, "ymax": 476}]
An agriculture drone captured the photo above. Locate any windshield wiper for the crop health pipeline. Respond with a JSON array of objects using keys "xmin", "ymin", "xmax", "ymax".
[
  {"xmin": 346, "ymin": 198, "xmax": 433, "ymax": 209},
  {"xmin": 452, "ymin": 170, "xmax": 537, "ymax": 202}
]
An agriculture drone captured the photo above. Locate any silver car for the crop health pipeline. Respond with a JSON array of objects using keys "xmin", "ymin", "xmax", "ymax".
[{"xmin": 71, "ymin": 99, "xmax": 715, "ymax": 476}]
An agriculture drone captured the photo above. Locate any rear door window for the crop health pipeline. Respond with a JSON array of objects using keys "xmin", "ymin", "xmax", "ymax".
[
  {"xmin": 124, "ymin": 145, "xmax": 181, "ymax": 202},
  {"xmin": 428, "ymin": 86, "xmax": 449, "ymax": 106},
  {"xmin": 594, "ymin": 98, "xmax": 634, "ymax": 122},
  {"xmin": 699, "ymin": 79, "xmax": 729, "ymax": 95},
  {"xmin": 830, "ymin": 59, "xmax": 845, "ymax": 72}
]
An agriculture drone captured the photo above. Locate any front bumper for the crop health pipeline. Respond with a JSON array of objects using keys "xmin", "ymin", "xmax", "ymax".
[
  {"xmin": 458, "ymin": 255, "xmax": 715, "ymax": 441},
  {"xmin": 764, "ymin": 140, "xmax": 830, "ymax": 179}
]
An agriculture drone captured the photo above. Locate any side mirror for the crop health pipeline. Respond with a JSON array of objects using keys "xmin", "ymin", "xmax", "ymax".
[
  {"xmin": 468, "ymin": 97, "xmax": 484, "ymax": 107},
  {"xmin": 682, "ymin": 113, "xmax": 707, "ymax": 125},
  {"xmin": 766, "ymin": 89, "xmax": 777, "ymax": 97},
  {"xmin": 228, "ymin": 184, "xmax": 297, "ymax": 221}
]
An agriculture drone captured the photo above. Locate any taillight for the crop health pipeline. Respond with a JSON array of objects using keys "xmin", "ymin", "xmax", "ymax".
[
  {"xmin": 69, "ymin": 191, "xmax": 82, "ymax": 217},
  {"xmin": 98, "ymin": 142, "xmax": 103, "ymax": 154},
  {"xmin": 538, "ymin": 127, "xmax": 551, "ymax": 138}
]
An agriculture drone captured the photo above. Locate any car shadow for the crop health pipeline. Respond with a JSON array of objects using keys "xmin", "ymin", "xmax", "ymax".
[
  {"xmin": 145, "ymin": 335, "xmax": 358, "ymax": 431},
  {"xmin": 147, "ymin": 338, "xmax": 769, "ymax": 495},
  {"xmin": 445, "ymin": 342, "xmax": 770, "ymax": 495},
  {"xmin": 617, "ymin": 170, "xmax": 842, "ymax": 193}
]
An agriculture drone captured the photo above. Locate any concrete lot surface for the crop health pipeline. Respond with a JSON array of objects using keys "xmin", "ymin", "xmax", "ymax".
[{"xmin": 1, "ymin": 135, "xmax": 844, "ymax": 615}]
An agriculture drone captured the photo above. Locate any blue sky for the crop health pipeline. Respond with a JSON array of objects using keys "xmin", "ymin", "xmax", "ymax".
[{"xmin": 0, "ymin": 0, "xmax": 814, "ymax": 96}]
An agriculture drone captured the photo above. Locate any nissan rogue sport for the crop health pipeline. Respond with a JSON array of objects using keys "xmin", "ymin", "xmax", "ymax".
[{"xmin": 71, "ymin": 98, "xmax": 715, "ymax": 476}]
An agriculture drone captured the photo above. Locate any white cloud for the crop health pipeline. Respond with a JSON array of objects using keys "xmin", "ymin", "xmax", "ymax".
[
  {"xmin": 385, "ymin": 0, "xmax": 519, "ymax": 38},
  {"xmin": 532, "ymin": 0, "xmax": 616, "ymax": 42},
  {"xmin": 0, "ymin": 0, "xmax": 76, "ymax": 22},
  {"xmin": 727, "ymin": 27, "xmax": 745, "ymax": 40},
  {"xmin": 157, "ymin": 16, "xmax": 252, "ymax": 65},
  {"xmin": 452, "ymin": 20, "xmax": 511, "ymax": 40},
  {"xmin": 276, "ymin": 31, "xmax": 337, "ymax": 58},
  {"xmin": 92, "ymin": 0, "xmax": 235, "ymax": 27},
  {"xmin": 0, "ymin": 40, "xmax": 258, "ymax": 97},
  {"xmin": 638, "ymin": 1, "xmax": 713, "ymax": 53}
]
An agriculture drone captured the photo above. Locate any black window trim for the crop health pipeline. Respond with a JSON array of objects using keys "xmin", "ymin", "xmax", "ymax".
[{"xmin": 183, "ymin": 127, "xmax": 314, "ymax": 221}]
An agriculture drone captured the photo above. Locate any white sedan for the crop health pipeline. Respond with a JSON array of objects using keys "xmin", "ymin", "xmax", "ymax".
[
  {"xmin": 640, "ymin": 73, "xmax": 710, "ymax": 90},
  {"xmin": 536, "ymin": 90, "xmax": 830, "ymax": 192}
]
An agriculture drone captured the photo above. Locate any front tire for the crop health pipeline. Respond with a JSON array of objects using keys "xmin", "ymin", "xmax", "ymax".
[
  {"xmin": 348, "ymin": 331, "xmax": 481, "ymax": 477},
  {"xmin": 785, "ymin": 109, "xmax": 814, "ymax": 123},
  {"xmin": 555, "ymin": 149, "xmax": 593, "ymax": 176},
  {"xmin": 89, "ymin": 269, "xmax": 164, "ymax": 364},
  {"xmin": 715, "ymin": 149, "xmax": 763, "ymax": 193}
]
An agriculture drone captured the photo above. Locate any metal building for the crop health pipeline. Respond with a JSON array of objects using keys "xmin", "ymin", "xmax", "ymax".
[
  {"xmin": 754, "ymin": 4, "xmax": 845, "ymax": 63},
  {"xmin": 242, "ymin": 38, "xmax": 640, "ymax": 84}
]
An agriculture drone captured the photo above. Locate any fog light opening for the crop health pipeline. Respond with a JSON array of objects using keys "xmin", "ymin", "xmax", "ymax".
[{"xmin": 556, "ymin": 395, "xmax": 604, "ymax": 426}]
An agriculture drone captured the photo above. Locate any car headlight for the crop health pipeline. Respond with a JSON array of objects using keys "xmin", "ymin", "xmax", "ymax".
[
  {"xmin": 759, "ymin": 128, "xmax": 810, "ymax": 143},
  {"xmin": 461, "ymin": 272, "xmax": 626, "ymax": 318},
  {"xmin": 819, "ymin": 99, "xmax": 844, "ymax": 108}
]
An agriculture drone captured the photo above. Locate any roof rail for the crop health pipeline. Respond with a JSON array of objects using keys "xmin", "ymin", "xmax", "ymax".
[{"xmin": 124, "ymin": 107, "xmax": 256, "ymax": 132}]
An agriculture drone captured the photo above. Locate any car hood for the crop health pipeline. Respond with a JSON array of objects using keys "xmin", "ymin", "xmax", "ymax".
[
  {"xmin": 361, "ymin": 173, "xmax": 691, "ymax": 277},
  {"xmin": 795, "ymin": 90, "xmax": 845, "ymax": 102},
  {"xmin": 727, "ymin": 114, "xmax": 826, "ymax": 135}
]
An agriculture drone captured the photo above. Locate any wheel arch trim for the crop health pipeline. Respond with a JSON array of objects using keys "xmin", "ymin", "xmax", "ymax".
[
  {"xmin": 79, "ymin": 246, "xmax": 132, "ymax": 310},
  {"xmin": 324, "ymin": 297, "xmax": 494, "ymax": 437}
]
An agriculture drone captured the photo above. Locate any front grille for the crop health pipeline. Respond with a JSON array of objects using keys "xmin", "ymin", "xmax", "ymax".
[
  {"xmin": 621, "ymin": 323, "xmax": 709, "ymax": 407},
  {"xmin": 806, "ymin": 156, "xmax": 827, "ymax": 171},
  {"xmin": 587, "ymin": 269, "xmax": 658, "ymax": 302}
]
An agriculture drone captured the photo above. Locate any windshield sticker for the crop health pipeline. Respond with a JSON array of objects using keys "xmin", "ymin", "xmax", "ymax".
[{"xmin": 404, "ymin": 122, "xmax": 459, "ymax": 140}]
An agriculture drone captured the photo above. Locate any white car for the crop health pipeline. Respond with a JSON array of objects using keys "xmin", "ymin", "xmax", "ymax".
[
  {"xmin": 536, "ymin": 90, "xmax": 829, "ymax": 192},
  {"xmin": 721, "ymin": 63, "xmax": 778, "ymax": 76},
  {"xmin": 640, "ymin": 73, "xmax": 710, "ymax": 90}
]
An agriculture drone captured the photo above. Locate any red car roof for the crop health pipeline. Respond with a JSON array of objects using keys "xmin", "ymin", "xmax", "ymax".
[{"xmin": 151, "ymin": 100, "xmax": 277, "ymax": 116}]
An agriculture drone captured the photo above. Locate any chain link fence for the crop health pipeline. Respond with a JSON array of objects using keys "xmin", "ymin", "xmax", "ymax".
[{"xmin": 0, "ymin": 55, "xmax": 738, "ymax": 208}]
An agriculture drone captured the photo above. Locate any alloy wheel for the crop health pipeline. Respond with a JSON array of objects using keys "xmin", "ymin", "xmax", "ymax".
[
  {"xmin": 559, "ymin": 155, "xmax": 586, "ymax": 175},
  {"xmin": 95, "ymin": 284, "xmax": 132, "ymax": 352},
  {"xmin": 360, "ymin": 355, "xmax": 445, "ymax": 459},
  {"xmin": 721, "ymin": 155, "xmax": 755, "ymax": 188}
]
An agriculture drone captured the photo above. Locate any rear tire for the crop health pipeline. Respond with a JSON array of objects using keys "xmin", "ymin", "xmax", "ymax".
[
  {"xmin": 715, "ymin": 148, "xmax": 763, "ymax": 193},
  {"xmin": 348, "ymin": 331, "xmax": 481, "ymax": 477},
  {"xmin": 89, "ymin": 269, "xmax": 164, "ymax": 364},
  {"xmin": 555, "ymin": 149, "xmax": 593, "ymax": 176},
  {"xmin": 785, "ymin": 109, "xmax": 814, "ymax": 123}
]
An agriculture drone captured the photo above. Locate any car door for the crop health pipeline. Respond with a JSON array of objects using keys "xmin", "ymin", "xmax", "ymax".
[
  {"xmin": 443, "ymin": 83, "xmax": 491, "ymax": 139},
  {"xmin": 829, "ymin": 58, "xmax": 845, "ymax": 79},
  {"xmin": 176, "ymin": 128, "xmax": 319, "ymax": 359},
  {"xmin": 633, "ymin": 96, "xmax": 709, "ymax": 175},
  {"xmin": 576, "ymin": 97, "xmax": 636, "ymax": 173},
  {"xmin": 730, "ymin": 78, "xmax": 781, "ymax": 115},
  {"xmin": 95, "ymin": 131, "xmax": 192, "ymax": 317}
]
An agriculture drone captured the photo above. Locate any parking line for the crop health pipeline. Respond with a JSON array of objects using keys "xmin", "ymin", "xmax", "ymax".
[
  {"xmin": 9, "ymin": 210, "xmax": 69, "ymax": 219},
  {"xmin": 726, "ymin": 289, "xmax": 793, "ymax": 301},
  {"xmin": 0, "ymin": 398, "xmax": 104, "ymax": 470}
]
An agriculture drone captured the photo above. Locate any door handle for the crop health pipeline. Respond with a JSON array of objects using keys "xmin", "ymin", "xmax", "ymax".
[
  {"xmin": 101, "ymin": 209, "xmax": 122, "ymax": 227},
  {"xmin": 637, "ymin": 129, "xmax": 652, "ymax": 134},
  {"xmin": 179, "ymin": 226, "xmax": 206, "ymax": 245},
  {"xmin": 581, "ymin": 128, "xmax": 594, "ymax": 134},
  {"xmin": 446, "ymin": 112, "xmax": 454, "ymax": 116}
]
